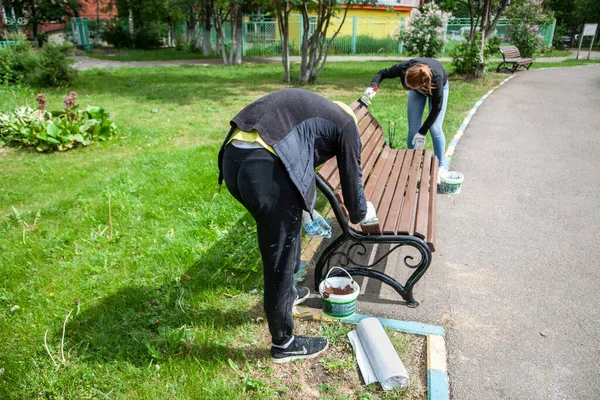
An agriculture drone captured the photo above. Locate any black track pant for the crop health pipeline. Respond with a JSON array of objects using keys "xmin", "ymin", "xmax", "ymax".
[{"xmin": 222, "ymin": 144, "xmax": 303, "ymax": 346}]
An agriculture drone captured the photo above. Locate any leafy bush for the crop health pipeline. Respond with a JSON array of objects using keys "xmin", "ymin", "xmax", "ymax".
[
  {"xmin": 133, "ymin": 23, "xmax": 166, "ymax": 49},
  {"xmin": 101, "ymin": 19, "xmax": 133, "ymax": 48},
  {"xmin": 451, "ymin": 37, "xmax": 482, "ymax": 75},
  {"xmin": 395, "ymin": 2, "xmax": 452, "ymax": 57},
  {"xmin": 0, "ymin": 92, "xmax": 118, "ymax": 152},
  {"xmin": 506, "ymin": 0, "xmax": 554, "ymax": 58},
  {"xmin": 0, "ymin": 38, "xmax": 78, "ymax": 86},
  {"xmin": 451, "ymin": 34, "xmax": 500, "ymax": 75},
  {"xmin": 0, "ymin": 37, "xmax": 39, "ymax": 84},
  {"xmin": 36, "ymin": 41, "xmax": 77, "ymax": 86}
]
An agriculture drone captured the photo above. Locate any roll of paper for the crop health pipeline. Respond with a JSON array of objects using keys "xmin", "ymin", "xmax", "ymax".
[{"xmin": 348, "ymin": 317, "xmax": 409, "ymax": 390}]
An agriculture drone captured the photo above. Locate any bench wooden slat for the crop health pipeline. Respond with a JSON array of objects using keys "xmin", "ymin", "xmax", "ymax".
[
  {"xmin": 397, "ymin": 150, "xmax": 422, "ymax": 235},
  {"xmin": 361, "ymin": 135, "xmax": 386, "ymax": 185},
  {"xmin": 414, "ymin": 151, "xmax": 432, "ymax": 240},
  {"xmin": 364, "ymin": 147, "xmax": 392, "ymax": 200},
  {"xmin": 318, "ymin": 157, "xmax": 339, "ymax": 184},
  {"xmin": 353, "ymin": 103, "xmax": 370, "ymax": 123},
  {"xmin": 367, "ymin": 147, "xmax": 397, "ymax": 208},
  {"xmin": 357, "ymin": 113, "xmax": 374, "ymax": 135},
  {"xmin": 382, "ymin": 151, "xmax": 411, "ymax": 234},
  {"xmin": 427, "ymin": 162, "xmax": 438, "ymax": 251}
]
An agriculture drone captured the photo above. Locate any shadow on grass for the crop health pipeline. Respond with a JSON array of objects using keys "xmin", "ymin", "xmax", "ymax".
[{"xmin": 61, "ymin": 212, "xmax": 268, "ymax": 367}]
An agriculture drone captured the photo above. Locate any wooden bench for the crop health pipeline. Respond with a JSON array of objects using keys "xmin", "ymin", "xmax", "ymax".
[
  {"xmin": 314, "ymin": 101, "xmax": 439, "ymax": 307},
  {"xmin": 497, "ymin": 45, "xmax": 533, "ymax": 73}
]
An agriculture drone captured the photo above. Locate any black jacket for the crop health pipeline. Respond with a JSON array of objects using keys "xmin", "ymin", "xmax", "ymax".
[
  {"xmin": 217, "ymin": 88, "xmax": 367, "ymax": 224},
  {"xmin": 369, "ymin": 58, "xmax": 448, "ymax": 136}
]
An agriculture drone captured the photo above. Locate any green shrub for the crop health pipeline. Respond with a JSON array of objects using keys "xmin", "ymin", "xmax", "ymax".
[
  {"xmin": 451, "ymin": 38, "xmax": 482, "ymax": 75},
  {"xmin": 133, "ymin": 23, "xmax": 166, "ymax": 49},
  {"xmin": 36, "ymin": 41, "xmax": 78, "ymax": 86},
  {"xmin": 395, "ymin": 2, "xmax": 452, "ymax": 57},
  {"xmin": 101, "ymin": 18, "xmax": 133, "ymax": 48},
  {"xmin": 0, "ymin": 38, "xmax": 39, "ymax": 83},
  {"xmin": 0, "ymin": 92, "xmax": 118, "ymax": 152},
  {"xmin": 451, "ymin": 34, "xmax": 500, "ymax": 75}
]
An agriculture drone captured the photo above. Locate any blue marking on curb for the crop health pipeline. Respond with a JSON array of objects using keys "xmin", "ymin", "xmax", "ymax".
[
  {"xmin": 428, "ymin": 370, "xmax": 449, "ymax": 400},
  {"xmin": 343, "ymin": 313, "xmax": 445, "ymax": 336}
]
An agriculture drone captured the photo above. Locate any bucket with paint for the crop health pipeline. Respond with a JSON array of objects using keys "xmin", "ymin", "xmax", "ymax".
[
  {"xmin": 319, "ymin": 267, "xmax": 360, "ymax": 319},
  {"xmin": 439, "ymin": 171, "xmax": 464, "ymax": 194}
]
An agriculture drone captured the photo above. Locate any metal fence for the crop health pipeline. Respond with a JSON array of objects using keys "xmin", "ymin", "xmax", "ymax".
[
  {"xmin": 41, "ymin": 13, "xmax": 556, "ymax": 55},
  {"xmin": 446, "ymin": 17, "xmax": 556, "ymax": 47},
  {"xmin": 238, "ymin": 14, "xmax": 556, "ymax": 56}
]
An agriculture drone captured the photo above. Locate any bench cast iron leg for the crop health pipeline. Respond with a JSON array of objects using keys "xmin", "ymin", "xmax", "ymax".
[
  {"xmin": 314, "ymin": 237, "xmax": 432, "ymax": 307},
  {"xmin": 313, "ymin": 233, "xmax": 348, "ymax": 291}
]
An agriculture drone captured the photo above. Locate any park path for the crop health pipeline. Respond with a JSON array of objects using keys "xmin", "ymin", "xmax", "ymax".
[
  {"xmin": 70, "ymin": 50, "xmax": 600, "ymax": 70},
  {"xmin": 355, "ymin": 65, "xmax": 600, "ymax": 399}
]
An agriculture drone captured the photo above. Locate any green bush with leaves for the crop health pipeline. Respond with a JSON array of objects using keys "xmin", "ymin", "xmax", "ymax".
[
  {"xmin": 506, "ymin": 0, "xmax": 554, "ymax": 58},
  {"xmin": 0, "ymin": 37, "xmax": 77, "ymax": 86},
  {"xmin": 36, "ymin": 41, "xmax": 78, "ymax": 86},
  {"xmin": 0, "ymin": 37, "xmax": 39, "ymax": 83},
  {"xmin": 101, "ymin": 18, "xmax": 133, "ymax": 49},
  {"xmin": 0, "ymin": 92, "xmax": 118, "ymax": 152},
  {"xmin": 450, "ymin": 32, "xmax": 502, "ymax": 75},
  {"xmin": 395, "ymin": 2, "xmax": 452, "ymax": 57},
  {"xmin": 451, "ymin": 34, "xmax": 501, "ymax": 76}
]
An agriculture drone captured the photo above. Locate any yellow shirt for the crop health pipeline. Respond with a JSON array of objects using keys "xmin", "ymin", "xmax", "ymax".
[{"xmin": 227, "ymin": 128, "xmax": 277, "ymax": 156}]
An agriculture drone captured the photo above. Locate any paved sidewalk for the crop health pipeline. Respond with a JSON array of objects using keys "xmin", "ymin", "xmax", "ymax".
[
  {"xmin": 354, "ymin": 65, "xmax": 600, "ymax": 399},
  {"xmin": 70, "ymin": 50, "xmax": 600, "ymax": 70}
]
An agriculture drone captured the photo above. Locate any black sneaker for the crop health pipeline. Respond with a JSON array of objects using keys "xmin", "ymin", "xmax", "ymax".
[
  {"xmin": 271, "ymin": 336, "xmax": 329, "ymax": 363},
  {"xmin": 294, "ymin": 287, "xmax": 310, "ymax": 306}
]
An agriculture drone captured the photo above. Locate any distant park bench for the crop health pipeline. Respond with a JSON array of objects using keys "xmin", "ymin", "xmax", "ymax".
[
  {"xmin": 497, "ymin": 45, "xmax": 534, "ymax": 73},
  {"xmin": 314, "ymin": 101, "xmax": 439, "ymax": 307}
]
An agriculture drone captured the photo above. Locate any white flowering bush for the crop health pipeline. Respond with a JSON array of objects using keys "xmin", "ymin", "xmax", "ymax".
[
  {"xmin": 506, "ymin": 0, "xmax": 554, "ymax": 58},
  {"xmin": 394, "ymin": 3, "xmax": 452, "ymax": 57}
]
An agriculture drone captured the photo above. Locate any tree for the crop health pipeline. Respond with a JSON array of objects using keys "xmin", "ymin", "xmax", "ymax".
[
  {"xmin": 505, "ymin": 0, "xmax": 553, "ymax": 58},
  {"xmin": 2, "ymin": 0, "xmax": 83, "ymax": 46},
  {"xmin": 272, "ymin": 0, "xmax": 294, "ymax": 83},
  {"xmin": 273, "ymin": 0, "xmax": 372, "ymax": 84}
]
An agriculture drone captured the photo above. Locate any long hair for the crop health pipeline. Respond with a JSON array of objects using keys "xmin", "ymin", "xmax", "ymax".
[{"xmin": 405, "ymin": 64, "xmax": 436, "ymax": 96}]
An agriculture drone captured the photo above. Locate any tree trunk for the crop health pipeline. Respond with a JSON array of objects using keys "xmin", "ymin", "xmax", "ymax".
[
  {"xmin": 234, "ymin": 13, "xmax": 243, "ymax": 65},
  {"xmin": 298, "ymin": 6, "xmax": 312, "ymax": 83},
  {"xmin": 475, "ymin": 0, "xmax": 489, "ymax": 78},
  {"xmin": 202, "ymin": 2, "xmax": 213, "ymax": 56},
  {"xmin": 275, "ymin": 1, "xmax": 291, "ymax": 83}
]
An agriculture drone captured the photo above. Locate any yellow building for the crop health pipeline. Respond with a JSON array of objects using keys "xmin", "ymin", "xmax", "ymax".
[{"xmin": 286, "ymin": 3, "xmax": 416, "ymax": 53}]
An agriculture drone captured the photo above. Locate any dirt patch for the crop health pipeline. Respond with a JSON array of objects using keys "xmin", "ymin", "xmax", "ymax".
[{"xmin": 233, "ymin": 317, "xmax": 427, "ymax": 400}]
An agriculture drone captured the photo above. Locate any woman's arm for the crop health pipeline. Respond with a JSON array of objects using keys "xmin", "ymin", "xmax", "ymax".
[
  {"xmin": 369, "ymin": 63, "xmax": 405, "ymax": 88},
  {"xmin": 418, "ymin": 75, "xmax": 445, "ymax": 135}
]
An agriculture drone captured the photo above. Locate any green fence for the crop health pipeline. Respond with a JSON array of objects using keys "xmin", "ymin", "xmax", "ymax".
[
  {"xmin": 237, "ymin": 15, "xmax": 556, "ymax": 56},
  {"xmin": 446, "ymin": 17, "xmax": 556, "ymax": 47},
  {"xmin": 81, "ymin": 13, "xmax": 557, "ymax": 55},
  {"xmin": 70, "ymin": 17, "xmax": 91, "ymax": 51}
]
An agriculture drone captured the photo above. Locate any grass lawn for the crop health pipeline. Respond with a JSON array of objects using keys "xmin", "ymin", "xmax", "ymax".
[{"xmin": 0, "ymin": 60, "xmax": 546, "ymax": 398}]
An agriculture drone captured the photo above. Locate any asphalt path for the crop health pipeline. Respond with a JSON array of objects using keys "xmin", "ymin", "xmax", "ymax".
[
  {"xmin": 70, "ymin": 51, "xmax": 600, "ymax": 70},
  {"xmin": 351, "ymin": 65, "xmax": 600, "ymax": 399}
]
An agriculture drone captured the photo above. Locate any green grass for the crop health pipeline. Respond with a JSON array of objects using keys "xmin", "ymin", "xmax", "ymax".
[{"xmin": 1, "ymin": 59, "xmax": 588, "ymax": 398}]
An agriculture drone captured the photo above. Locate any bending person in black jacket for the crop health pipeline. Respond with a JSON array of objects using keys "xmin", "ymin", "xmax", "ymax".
[
  {"xmin": 217, "ymin": 88, "xmax": 376, "ymax": 363},
  {"xmin": 361, "ymin": 58, "xmax": 449, "ymax": 171}
]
